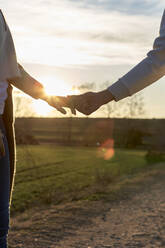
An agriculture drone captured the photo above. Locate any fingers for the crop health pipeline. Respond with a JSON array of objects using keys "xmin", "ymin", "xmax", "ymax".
[
  {"xmin": 67, "ymin": 94, "xmax": 93, "ymax": 115},
  {"xmin": 46, "ymin": 96, "xmax": 77, "ymax": 115},
  {"xmin": 64, "ymin": 95, "xmax": 76, "ymax": 115},
  {"xmin": 55, "ymin": 106, "xmax": 67, "ymax": 114},
  {"xmin": 71, "ymin": 106, "xmax": 76, "ymax": 115},
  {"xmin": 67, "ymin": 92, "xmax": 100, "ymax": 116},
  {"xmin": 57, "ymin": 96, "xmax": 77, "ymax": 115},
  {"xmin": 47, "ymin": 96, "xmax": 67, "ymax": 114},
  {"xmin": 45, "ymin": 92, "xmax": 98, "ymax": 116},
  {"xmin": 67, "ymin": 95, "xmax": 86, "ymax": 115}
]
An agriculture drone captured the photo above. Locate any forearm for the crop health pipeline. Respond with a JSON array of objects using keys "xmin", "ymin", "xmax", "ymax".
[
  {"xmin": 108, "ymin": 55, "xmax": 165, "ymax": 101},
  {"xmin": 97, "ymin": 89, "xmax": 115, "ymax": 105},
  {"xmin": 7, "ymin": 64, "xmax": 46, "ymax": 100}
]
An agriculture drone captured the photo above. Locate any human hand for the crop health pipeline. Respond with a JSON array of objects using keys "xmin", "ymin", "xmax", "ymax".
[
  {"xmin": 43, "ymin": 95, "xmax": 76, "ymax": 115},
  {"xmin": 67, "ymin": 90, "xmax": 114, "ymax": 115}
]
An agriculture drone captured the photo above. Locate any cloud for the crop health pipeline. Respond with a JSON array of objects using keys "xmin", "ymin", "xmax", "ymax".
[
  {"xmin": 1, "ymin": 0, "xmax": 163, "ymax": 68},
  {"xmin": 68, "ymin": 0, "xmax": 164, "ymax": 15}
]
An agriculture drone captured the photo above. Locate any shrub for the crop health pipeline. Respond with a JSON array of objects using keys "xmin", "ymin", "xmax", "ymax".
[
  {"xmin": 15, "ymin": 128, "xmax": 39, "ymax": 145},
  {"xmin": 145, "ymin": 150, "xmax": 165, "ymax": 163}
]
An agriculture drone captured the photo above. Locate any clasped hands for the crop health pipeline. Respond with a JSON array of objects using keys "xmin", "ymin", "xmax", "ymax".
[{"xmin": 42, "ymin": 90, "xmax": 114, "ymax": 116}]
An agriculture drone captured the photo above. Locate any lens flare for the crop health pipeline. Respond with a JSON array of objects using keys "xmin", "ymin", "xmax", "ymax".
[{"xmin": 98, "ymin": 139, "xmax": 115, "ymax": 160}]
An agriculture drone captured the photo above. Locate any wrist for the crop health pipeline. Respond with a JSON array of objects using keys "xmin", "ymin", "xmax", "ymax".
[
  {"xmin": 97, "ymin": 89, "xmax": 114, "ymax": 105},
  {"xmin": 38, "ymin": 90, "xmax": 49, "ymax": 102},
  {"xmin": 40, "ymin": 94, "xmax": 49, "ymax": 102}
]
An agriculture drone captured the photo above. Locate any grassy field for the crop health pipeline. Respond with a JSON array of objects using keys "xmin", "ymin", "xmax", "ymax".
[{"xmin": 10, "ymin": 144, "xmax": 152, "ymax": 215}]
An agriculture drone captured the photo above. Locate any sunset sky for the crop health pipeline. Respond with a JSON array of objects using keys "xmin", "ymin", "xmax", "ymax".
[{"xmin": 1, "ymin": 0, "xmax": 165, "ymax": 118}]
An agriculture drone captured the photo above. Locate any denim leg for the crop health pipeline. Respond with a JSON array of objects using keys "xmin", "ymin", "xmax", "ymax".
[{"xmin": 0, "ymin": 120, "xmax": 10, "ymax": 248}]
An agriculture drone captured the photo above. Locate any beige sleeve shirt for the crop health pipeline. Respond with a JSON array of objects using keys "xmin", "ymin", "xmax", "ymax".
[{"xmin": 108, "ymin": 9, "xmax": 165, "ymax": 101}]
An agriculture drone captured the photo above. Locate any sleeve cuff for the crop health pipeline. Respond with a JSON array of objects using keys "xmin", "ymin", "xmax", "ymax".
[{"xmin": 107, "ymin": 79, "xmax": 131, "ymax": 101}]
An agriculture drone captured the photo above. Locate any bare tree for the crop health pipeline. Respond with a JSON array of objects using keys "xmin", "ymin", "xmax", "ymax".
[
  {"xmin": 123, "ymin": 93, "xmax": 145, "ymax": 118},
  {"xmin": 100, "ymin": 82, "xmax": 123, "ymax": 118},
  {"xmin": 99, "ymin": 82, "xmax": 145, "ymax": 118}
]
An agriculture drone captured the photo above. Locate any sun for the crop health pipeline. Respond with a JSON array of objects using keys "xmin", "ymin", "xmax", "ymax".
[
  {"xmin": 43, "ymin": 76, "xmax": 73, "ymax": 96},
  {"xmin": 32, "ymin": 76, "xmax": 79, "ymax": 116},
  {"xmin": 32, "ymin": 100, "xmax": 51, "ymax": 116}
]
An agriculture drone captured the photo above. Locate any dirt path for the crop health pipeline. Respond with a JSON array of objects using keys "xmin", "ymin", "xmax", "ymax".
[{"xmin": 9, "ymin": 169, "xmax": 165, "ymax": 248}]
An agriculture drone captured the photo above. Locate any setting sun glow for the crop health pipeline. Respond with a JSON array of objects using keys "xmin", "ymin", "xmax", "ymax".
[
  {"xmin": 43, "ymin": 76, "xmax": 73, "ymax": 96},
  {"xmin": 32, "ymin": 76, "xmax": 79, "ymax": 116}
]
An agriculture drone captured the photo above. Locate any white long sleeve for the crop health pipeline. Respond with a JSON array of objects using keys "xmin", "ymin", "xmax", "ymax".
[{"xmin": 108, "ymin": 9, "xmax": 165, "ymax": 101}]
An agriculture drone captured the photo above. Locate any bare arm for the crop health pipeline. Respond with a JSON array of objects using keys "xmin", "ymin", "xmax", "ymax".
[
  {"xmin": 7, "ymin": 64, "xmax": 46, "ymax": 99},
  {"xmin": 7, "ymin": 64, "xmax": 67, "ymax": 114}
]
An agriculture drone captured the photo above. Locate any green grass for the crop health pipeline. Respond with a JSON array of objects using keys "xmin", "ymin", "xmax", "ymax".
[{"xmin": 12, "ymin": 145, "xmax": 149, "ymax": 215}]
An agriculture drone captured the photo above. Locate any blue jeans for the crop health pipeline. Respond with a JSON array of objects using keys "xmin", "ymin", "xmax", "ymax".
[{"xmin": 0, "ymin": 117, "xmax": 10, "ymax": 248}]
